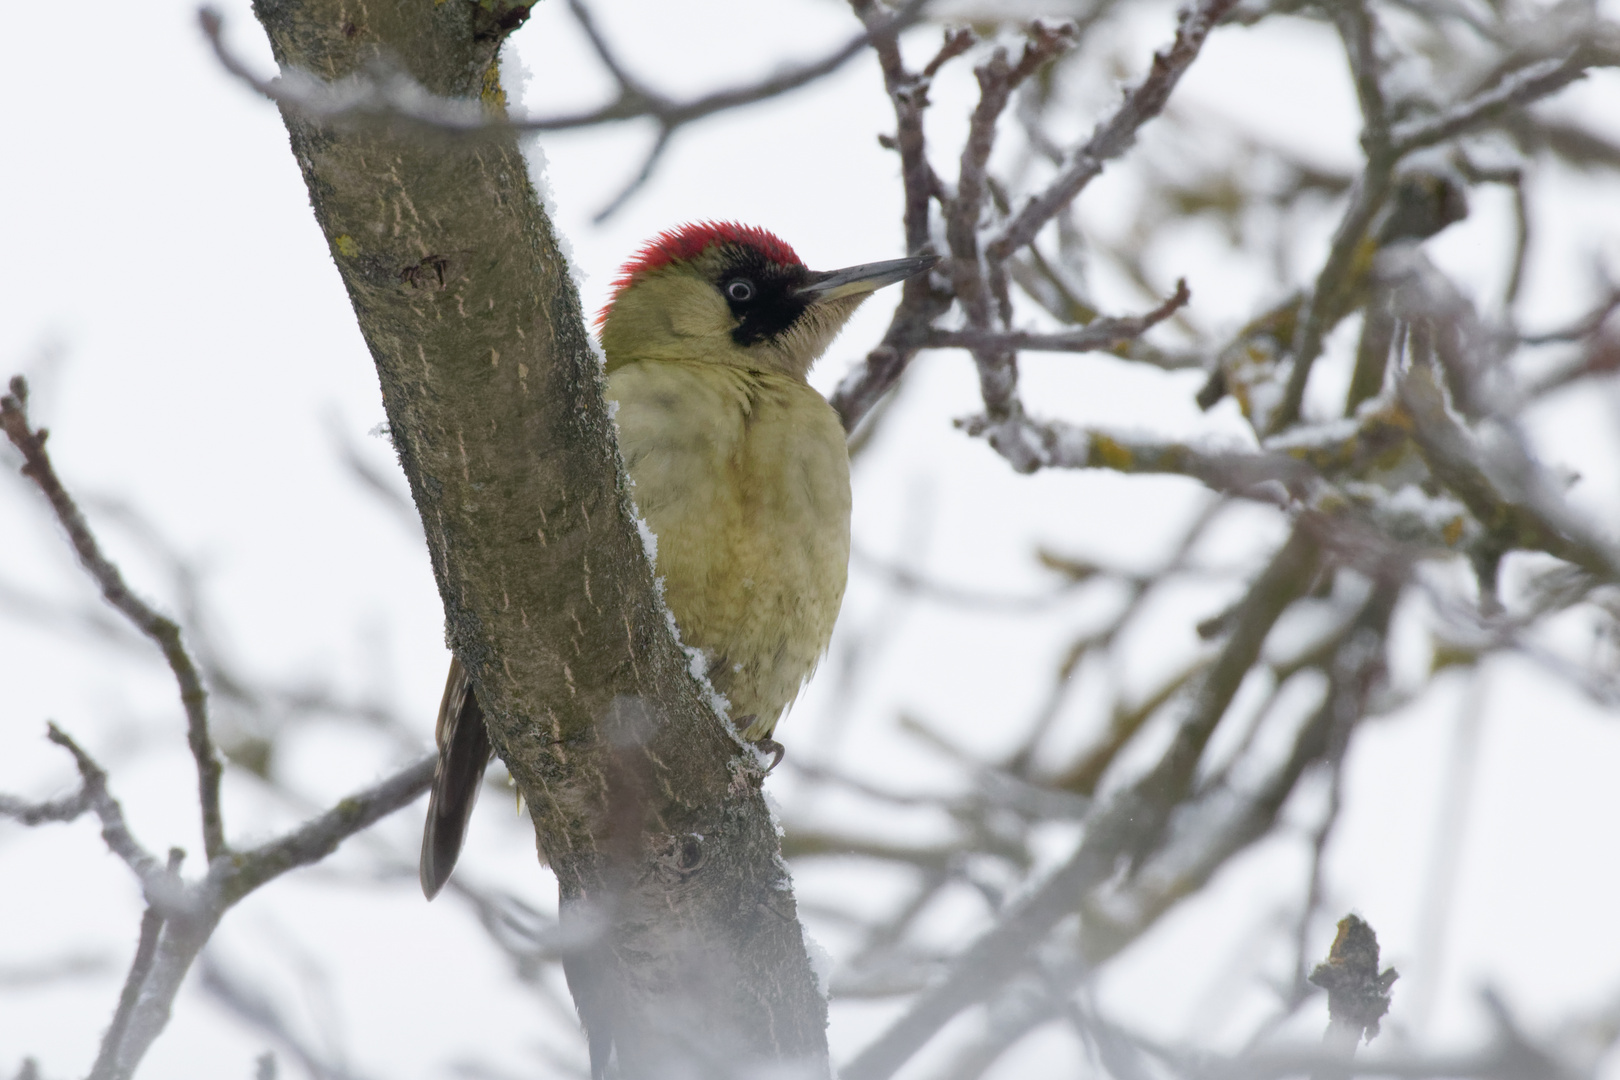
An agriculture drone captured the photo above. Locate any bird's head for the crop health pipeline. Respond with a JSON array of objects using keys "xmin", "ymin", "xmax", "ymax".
[{"xmin": 598, "ymin": 221, "xmax": 934, "ymax": 380}]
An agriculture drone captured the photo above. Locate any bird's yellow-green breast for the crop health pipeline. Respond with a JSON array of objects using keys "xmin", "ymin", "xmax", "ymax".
[{"xmin": 608, "ymin": 359, "xmax": 850, "ymax": 738}]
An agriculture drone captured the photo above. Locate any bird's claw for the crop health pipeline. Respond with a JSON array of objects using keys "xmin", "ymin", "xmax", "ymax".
[{"xmin": 756, "ymin": 737, "xmax": 785, "ymax": 774}]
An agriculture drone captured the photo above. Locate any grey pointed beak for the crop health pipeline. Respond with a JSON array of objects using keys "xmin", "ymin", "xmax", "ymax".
[{"xmin": 796, "ymin": 253, "xmax": 937, "ymax": 302}]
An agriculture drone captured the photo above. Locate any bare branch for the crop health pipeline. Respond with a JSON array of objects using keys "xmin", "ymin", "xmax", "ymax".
[
  {"xmin": 1270, "ymin": 27, "xmax": 1619, "ymax": 432},
  {"xmin": 948, "ymin": 28, "xmax": 1078, "ymax": 421},
  {"xmin": 40, "ymin": 724, "xmax": 171, "ymax": 900},
  {"xmin": 956, "ymin": 409, "xmax": 1313, "ymax": 490},
  {"xmin": 1333, "ymin": 0, "xmax": 1390, "ymax": 160},
  {"xmin": 648, "ymin": 0, "xmax": 931, "ymax": 126},
  {"xmin": 916, "ymin": 279, "xmax": 1189, "ymax": 352},
  {"xmin": 854, "ymin": 6, "xmax": 955, "ymax": 254},
  {"xmin": 1514, "ymin": 330, "xmax": 1620, "ymax": 403},
  {"xmin": 88, "ymin": 754, "xmax": 435, "ymax": 1077},
  {"xmin": 1519, "ymin": 289, "xmax": 1620, "ymax": 347},
  {"xmin": 1270, "ymin": 178, "xmax": 1392, "ymax": 432},
  {"xmin": 1398, "ymin": 362, "xmax": 1620, "ymax": 583},
  {"xmin": 89, "ymin": 849, "xmax": 187, "ymax": 1080},
  {"xmin": 985, "ymin": 0, "xmax": 1241, "ymax": 263},
  {"xmin": 0, "ymin": 785, "xmax": 90, "ymax": 826},
  {"xmin": 852, "ymin": 548, "xmax": 1088, "ymax": 611},
  {"xmin": 219, "ymin": 755, "xmax": 434, "ymax": 903},
  {"xmin": 781, "ymin": 830, "xmax": 958, "ymax": 870},
  {"xmin": 588, "ymin": 126, "xmax": 672, "ymax": 225},
  {"xmin": 1392, "ymin": 43, "xmax": 1620, "ymax": 155},
  {"xmin": 208, "ymin": 4, "xmax": 880, "ymax": 133},
  {"xmin": 833, "ymin": 343, "xmax": 920, "ymax": 435},
  {"xmin": 1378, "ymin": 255, "xmax": 1620, "ymax": 582},
  {"xmin": 831, "ymin": 6, "xmax": 962, "ymax": 434},
  {"xmin": 1270, "ymin": 1, "xmax": 1395, "ymax": 434},
  {"xmin": 922, "ymin": 26, "xmax": 976, "ymax": 79},
  {"xmin": 842, "ymin": 525, "xmax": 1322, "ymax": 1080},
  {"xmin": 1407, "ymin": 673, "xmax": 1488, "ymax": 1035},
  {"xmin": 202, "ymin": 0, "xmax": 929, "ymax": 217},
  {"xmin": 562, "ymin": 0, "xmax": 650, "ymax": 100},
  {"xmin": 199, "ymin": 950, "xmax": 380, "ymax": 1080},
  {"xmin": 2, "ymin": 376, "xmax": 227, "ymax": 862},
  {"xmin": 1501, "ymin": 112, "xmax": 1620, "ymax": 172}
]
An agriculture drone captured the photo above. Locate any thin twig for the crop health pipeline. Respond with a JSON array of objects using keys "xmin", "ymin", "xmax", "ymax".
[
  {"xmin": 199, "ymin": 950, "xmax": 380, "ymax": 1080},
  {"xmin": 915, "ymin": 279, "xmax": 1189, "ymax": 352},
  {"xmin": 1394, "ymin": 305, "xmax": 1620, "ymax": 584},
  {"xmin": 1391, "ymin": 44, "xmax": 1620, "ymax": 155},
  {"xmin": 1271, "ymin": 1, "xmax": 1395, "ymax": 434},
  {"xmin": 1271, "ymin": 29, "xmax": 1620, "ymax": 432},
  {"xmin": 841, "ymin": 526, "xmax": 1322, "ymax": 1080},
  {"xmin": 951, "ymin": 44, "xmax": 1024, "ymax": 418},
  {"xmin": 0, "ymin": 786, "xmax": 91, "ymax": 826},
  {"xmin": 590, "ymin": 127, "xmax": 672, "ymax": 224},
  {"xmin": 95, "ymin": 754, "xmax": 436, "ymax": 1077},
  {"xmin": 935, "ymin": 0, "xmax": 1231, "ymax": 460},
  {"xmin": 42, "ymin": 724, "xmax": 170, "ymax": 901},
  {"xmin": 200, "ymin": 1, "xmax": 928, "ymax": 132},
  {"xmin": 1513, "ymin": 332, "xmax": 1620, "ymax": 405},
  {"xmin": 781, "ymin": 830, "xmax": 959, "ymax": 870},
  {"xmin": 1334, "ymin": 0, "xmax": 1390, "ymax": 160},
  {"xmin": 4, "ymin": 376, "xmax": 440, "ymax": 1077},
  {"xmin": 985, "ymin": 0, "xmax": 1241, "ymax": 263},
  {"xmin": 203, "ymin": 0, "xmax": 928, "ymax": 217},
  {"xmin": 830, "ymin": 4, "xmax": 962, "ymax": 434},
  {"xmin": 955, "ymin": 410, "xmax": 1314, "ymax": 489},
  {"xmin": 563, "ymin": 0, "xmax": 649, "ymax": 97},
  {"xmin": 2, "ymin": 377, "xmax": 227, "ymax": 861},
  {"xmin": 946, "ymin": 24, "xmax": 1080, "ymax": 422},
  {"xmin": 218, "ymin": 755, "xmax": 434, "ymax": 903},
  {"xmin": 852, "ymin": 548, "xmax": 1088, "ymax": 611},
  {"xmin": 1518, "ymin": 289, "xmax": 1620, "ymax": 346},
  {"xmin": 1292, "ymin": 613, "xmax": 1389, "ymax": 999}
]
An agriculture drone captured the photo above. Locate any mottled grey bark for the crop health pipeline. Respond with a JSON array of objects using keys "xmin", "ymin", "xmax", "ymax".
[{"xmin": 248, "ymin": 1, "xmax": 829, "ymax": 1074}]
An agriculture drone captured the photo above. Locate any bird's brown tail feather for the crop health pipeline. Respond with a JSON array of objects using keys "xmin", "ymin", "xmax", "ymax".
[{"xmin": 420, "ymin": 657, "xmax": 492, "ymax": 899}]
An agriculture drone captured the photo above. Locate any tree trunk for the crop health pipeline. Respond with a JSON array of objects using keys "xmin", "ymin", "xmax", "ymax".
[{"xmin": 249, "ymin": 1, "xmax": 830, "ymax": 1073}]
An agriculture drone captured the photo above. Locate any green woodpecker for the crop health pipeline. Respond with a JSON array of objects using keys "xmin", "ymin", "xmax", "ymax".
[{"xmin": 421, "ymin": 222, "xmax": 933, "ymax": 898}]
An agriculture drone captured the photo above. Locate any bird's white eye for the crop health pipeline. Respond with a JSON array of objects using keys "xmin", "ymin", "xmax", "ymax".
[{"xmin": 725, "ymin": 279, "xmax": 755, "ymax": 302}]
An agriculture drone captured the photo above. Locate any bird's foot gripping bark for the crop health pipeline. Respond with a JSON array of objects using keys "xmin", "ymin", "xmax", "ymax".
[
  {"xmin": 756, "ymin": 737, "xmax": 786, "ymax": 773},
  {"xmin": 735, "ymin": 715, "xmax": 786, "ymax": 773}
]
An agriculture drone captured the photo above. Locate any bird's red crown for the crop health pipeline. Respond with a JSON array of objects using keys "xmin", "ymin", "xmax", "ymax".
[{"xmin": 598, "ymin": 221, "xmax": 803, "ymax": 327}]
